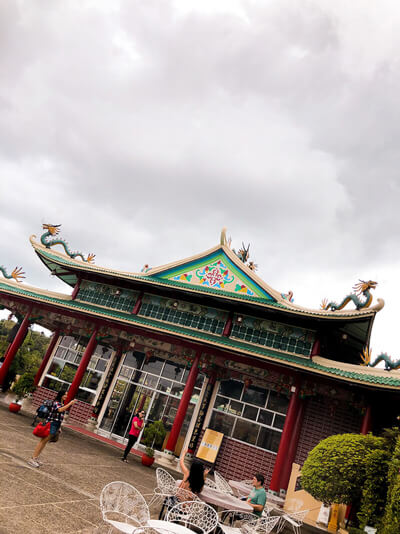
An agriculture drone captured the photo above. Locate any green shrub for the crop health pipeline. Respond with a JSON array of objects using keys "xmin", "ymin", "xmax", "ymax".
[
  {"xmin": 357, "ymin": 448, "xmax": 390, "ymax": 530},
  {"xmin": 142, "ymin": 420, "xmax": 166, "ymax": 455},
  {"xmin": 381, "ymin": 436, "xmax": 400, "ymax": 534},
  {"xmin": 301, "ymin": 433, "xmax": 384, "ymax": 505},
  {"xmin": 12, "ymin": 372, "xmax": 36, "ymax": 399}
]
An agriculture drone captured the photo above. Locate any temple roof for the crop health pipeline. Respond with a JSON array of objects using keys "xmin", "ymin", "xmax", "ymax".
[
  {"xmin": 0, "ymin": 275, "xmax": 397, "ymax": 390},
  {"xmin": 30, "ymin": 234, "xmax": 384, "ymax": 320}
]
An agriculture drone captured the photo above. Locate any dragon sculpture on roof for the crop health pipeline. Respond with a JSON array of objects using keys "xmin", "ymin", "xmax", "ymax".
[
  {"xmin": 40, "ymin": 224, "xmax": 95, "ymax": 263},
  {"xmin": 0, "ymin": 266, "xmax": 25, "ymax": 283},
  {"xmin": 220, "ymin": 228, "xmax": 258, "ymax": 271},
  {"xmin": 321, "ymin": 280, "xmax": 377, "ymax": 311},
  {"xmin": 361, "ymin": 347, "xmax": 400, "ymax": 371}
]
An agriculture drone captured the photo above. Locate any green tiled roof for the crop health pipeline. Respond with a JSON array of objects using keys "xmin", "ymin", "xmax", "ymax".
[
  {"xmin": 0, "ymin": 280, "xmax": 397, "ymax": 389},
  {"xmin": 34, "ymin": 247, "xmax": 376, "ymax": 319}
]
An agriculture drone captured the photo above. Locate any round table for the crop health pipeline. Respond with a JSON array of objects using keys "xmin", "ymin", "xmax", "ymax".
[
  {"xmin": 199, "ymin": 486, "xmax": 253, "ymax": 512},
  {"xmin": 147, "ymin": 519, "xmax": 196, "ymax": 534}
]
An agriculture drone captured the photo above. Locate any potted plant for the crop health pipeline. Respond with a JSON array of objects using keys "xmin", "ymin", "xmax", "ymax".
[
  {"xmin": 9, "ymin": 372, "xmax": 36, "ymax": 413},
  {"xmin": 141, "ymin": 420, "xmax": 166, "ymax": 467}
]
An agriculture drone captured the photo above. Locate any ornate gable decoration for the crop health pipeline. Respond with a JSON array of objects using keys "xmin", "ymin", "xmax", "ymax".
[{"xmin": 153, "ymin": 250, "xmax": 275, "ymax": 300}]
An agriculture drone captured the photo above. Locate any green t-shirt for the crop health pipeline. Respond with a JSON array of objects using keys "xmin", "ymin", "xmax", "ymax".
[{"xmin": 249, "ymin": 487, "xmax": 267, "ymax": 517}]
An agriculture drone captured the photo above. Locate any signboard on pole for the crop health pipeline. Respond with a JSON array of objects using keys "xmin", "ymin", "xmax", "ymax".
[{"xmin": 196, "ymin": 428, "xmax": 224, "ymax": 464}]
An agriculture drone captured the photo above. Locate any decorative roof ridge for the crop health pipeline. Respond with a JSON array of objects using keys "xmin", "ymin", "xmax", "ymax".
[
  {"xmin": 0, "ymin": 274, "xmax": 72, "ymax": 300},
  {"xmin": 312, "ymin": 355, "xmax": 400, "ymax": 377},
  {"xmin": 29, "ymin": 234, "xmax": 384, "ymax": 318}
]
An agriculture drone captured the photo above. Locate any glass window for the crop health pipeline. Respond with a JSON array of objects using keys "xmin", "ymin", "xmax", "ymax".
[
  {"xmin": 209, "ymin": 411, "xmax": 235, "ymax": 437},
  {"xmin": 124, "ymin": 351, "xmax": 144, "ymax": 370},
  {"xmin": 242, "ymin": 385, "xmax": 267, "ymax": 407},
  {"xmin": 273, "ymin": 414, "xmax": 286, "ymax": 430},
  {"xmin": 158, "ymin": 378, "xmax": 172, "ymax": 393},
  {"xmin": 258, "ymin": 409, "xmax": 273, "ymax": 426},
  {"xmin": 243, "ymin": 405, "xmax": 258, "ymax": 420},
  {"xmin": 228, "ymin": 400, "xmax": 243, "ymax": 416},
  {"xmin": 48, "ymin": 360, "xmax": 63, "ymax": 378},
  {"xmin": 219, "ymin": 379, "xmax": 243, "ymax": 400},
  {"xmin": 59, "ymin": 362, "xmax": 77, "ymax": 383},
  {"xmin": 232, "ymin": 419, "xmax": 259, "ymax": 445},
  {"xmin": 170, "ymin": 383, "xmax": 185, "ymax": 398},
  {"xmin": 162, "ymin": 361, "xmax": 184, "ymax": 380},
  {"xmin": 214, "ymin": 396, "xmax": 229, "ymax": 412},
  {"xmin": 257, "ymin": 427, "xmax": 282, "ymax": 453},
  {"xmin": 142, "ymin": 356, "xmax": 164, "ymax": 375},
  {"xmin": 267, "ymin": 391, "xmax": 289, "ymax": 414},
  {"xmin": 143, "ymin": 374, "xmax": 158, "ymax": 388}
]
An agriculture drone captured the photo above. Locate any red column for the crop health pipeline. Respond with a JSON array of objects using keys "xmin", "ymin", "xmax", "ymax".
[
  {"xmin": 360, "ymin": 405, "xmax": 372, "ymax": 434},
  {"xmin": 223, "ymin": 312, "xmax": 233, "ymax": 337},
  {"xmin": 34, "ymin": 329, "xmax": 60, "ymax": 386},
  {"xmin": 132, "ymin": 292, "xmax": 143, "ymax": 315},
  {"xmin": 71, "ymin": 278, "xmax": 81, "ymax": 300},
  {"xmin": 269, "ymin": 381, "xmax": 302, "ymax": 494},
  {"xmin": 0, "ymin": 306, "xmax": 33, "ymax": 387},
  {"xmin": 164, "ymin": 350, "xmax": 201, "ymax": 454},
  {"xmin": 311, "ymin": 338, "xmax": 320, "ymax": 356},
  {"xmin": 278, "ymin": 397, "xmax": 305, "ymax": 493},
  {"xmin": 65, "ymin": 329, "xmax": 98, "ymax": 404}
]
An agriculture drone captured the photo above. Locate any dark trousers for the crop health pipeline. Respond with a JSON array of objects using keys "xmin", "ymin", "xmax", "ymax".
[{"xmin": 122, "ymin": 434, "xmax": 137, "ymax": 459}]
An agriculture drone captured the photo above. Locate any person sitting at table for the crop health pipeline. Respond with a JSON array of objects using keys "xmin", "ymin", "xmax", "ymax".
[
  {"xmin": 246, "ymin": 473, "xmax": 267, "ymax": 517},
  {"xmin": 179, "ymin": 448, "xmax": 209, "ymax": 494}
]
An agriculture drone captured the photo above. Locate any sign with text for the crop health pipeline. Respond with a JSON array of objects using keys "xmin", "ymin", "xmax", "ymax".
[{"xmin": 196, "ymin": 428, "xmax": 224, "ymax": 464}]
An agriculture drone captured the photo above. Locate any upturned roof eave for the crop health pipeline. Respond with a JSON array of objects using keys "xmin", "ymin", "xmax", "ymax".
[{"xmin": 30, "ymin": 236, "xmax": 382, "ymax": 321}]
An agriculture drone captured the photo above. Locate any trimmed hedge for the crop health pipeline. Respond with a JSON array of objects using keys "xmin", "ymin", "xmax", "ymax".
[{"xmin": 381, "ymin": 435, "xmax": 400, "ymax": 534}]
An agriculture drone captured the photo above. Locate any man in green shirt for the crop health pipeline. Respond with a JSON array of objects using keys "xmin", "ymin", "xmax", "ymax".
[{"xmin": 247, "ymin": 473, "xmax": 267, "ymax": 517}]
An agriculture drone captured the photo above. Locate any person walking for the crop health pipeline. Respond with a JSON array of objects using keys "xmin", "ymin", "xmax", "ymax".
[
  {"xmin": 120, "ymin": 409, "xmax": 145, "ymax": 462},
  {"xmin": 28, "ymin": 391, "xmax": 76, "ymax": 467}
]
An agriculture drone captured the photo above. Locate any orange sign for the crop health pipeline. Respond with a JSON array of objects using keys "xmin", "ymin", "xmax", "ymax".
[{"xmin": 196, "ymin": 428, "xmax": 224, "ymax": 463}]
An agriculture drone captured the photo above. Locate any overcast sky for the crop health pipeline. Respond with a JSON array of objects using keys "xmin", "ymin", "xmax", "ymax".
[{"xmin": 1, "ymin": 0, "xmax": 399, "ymax": 360}]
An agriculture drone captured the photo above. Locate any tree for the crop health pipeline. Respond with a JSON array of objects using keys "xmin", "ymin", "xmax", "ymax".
[
  {"xmin": 381, "ymin": 435, "xmax": 400, "ymax": 534},
  {"xmin": 301, "ymin": 433, "xmax": 385, "ymax": 505}
]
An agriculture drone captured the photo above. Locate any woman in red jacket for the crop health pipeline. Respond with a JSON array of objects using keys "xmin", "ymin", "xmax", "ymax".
[{"xmin": 120, "ymin": 410, "xmax": 145, "ymax": 462}]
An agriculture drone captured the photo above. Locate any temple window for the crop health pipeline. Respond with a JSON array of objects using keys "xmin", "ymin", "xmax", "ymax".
[
  {"xmin": 42, "ymin": 336, "xmax": 113, "ymax": 403},
  {"xmin": 230, "ymin": 314, "xmax": 315, "ymax": 357},
  {"xmin": 138, "ymin": 294, "xmax": 228, "ymax": 335},
  {"xmin": 208, "ymin": 379, "xmax": 288, "ymax": 453},
  {"xmin": 77, "ymin": 280, "xmax": 139, "ymax": 312}
]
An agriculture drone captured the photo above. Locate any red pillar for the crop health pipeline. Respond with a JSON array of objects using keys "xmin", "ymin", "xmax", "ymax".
[
  {"xmin": 360, "ymin": 405, "xmax": 372, "ymax": 435},
  {"xmin": 223, "ymin": 312, "xmax": 233, "ymax": 337},
  {"xmin": 34, "ymin": 329, "xmax": 60, "ymax": 386},
  {"xmin": 71, "ymin": 278, "xmax": 81, "ymax": 300},
  {"xmin": 278, "ymin": 397, "xmax": 305, "ymax": 493},
  {"xmin": 164, "ymin": 350, "xmax": 201, "ymax": 454},
  {"xmin": 311, "ymin": 338, "xmax": 320, "ymax": 356},
  {"xmin": 65, "ymin": 329, "xmax": 98, "ymax": 404},
  {"xmin": 132, "ymin": 292, "xmax": 143, "ymax": 315},
  {"xmin": 0, "ymin": 306, "xmax": 33, "ymax": 387},
  {"xmin": 269, "ymin": 381, "xmax": 302, "ymax": 494}
]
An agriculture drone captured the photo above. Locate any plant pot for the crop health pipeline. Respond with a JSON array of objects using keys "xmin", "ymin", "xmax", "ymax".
[
  {"xmin": 9, "ymin": 402, "xmax": 22, "ymax": 413},
  {"xmin": 141, "ymin": 453, "xmax": 155, "ymax": 467}
]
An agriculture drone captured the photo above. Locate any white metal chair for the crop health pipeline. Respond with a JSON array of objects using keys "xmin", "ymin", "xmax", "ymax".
[
  {"xmin": 241, "ymin": 515, "xmax": 281, "ymax": 534},
  {"xmin": 167, "ymin": 500, "xmax": 218, "ymax": 534},
  {"xmin": 100, "ymin": 481, "xmax": 150, "ymax": 534},
  {"xmin": 148, "ymin": 468, "xmax": 177, "ymax": 513},
  {"xmin": 217, "ymin": 510, "xmax": 259, "ymax": 534},
  {"xmin": 276, "ymin": 509, "xmax": 309, "ymax": 534},
  {"xmin": 204, "ymin": 477, "xmax": 218, "ymax": 489},
  {"xmin": 132, "ymin": 528, "xmax": 177, "ymax": 534},
  {"xmin": 214, "ymin": 471, "xmax": 234, "ymax": 495}
]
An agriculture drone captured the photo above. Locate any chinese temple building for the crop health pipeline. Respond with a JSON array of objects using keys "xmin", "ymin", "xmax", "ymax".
[{"xmin": 0, "ymin": 224, "xmax": 399, "ymax": 495}]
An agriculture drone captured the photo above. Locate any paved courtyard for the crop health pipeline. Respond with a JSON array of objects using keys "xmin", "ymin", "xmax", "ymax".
[{"xmin": 0, "ymin": 404, "xmax": 160, "ymax": 533}]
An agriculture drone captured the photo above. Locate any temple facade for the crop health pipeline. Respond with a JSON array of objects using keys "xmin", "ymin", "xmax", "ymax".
[{"xmin": 1, "ymin": 224, "xmax": 399, "ymax": 495}]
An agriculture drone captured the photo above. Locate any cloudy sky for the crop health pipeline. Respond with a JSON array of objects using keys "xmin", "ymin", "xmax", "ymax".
[{"xmin": 1, "ymin": 0, "xmax": 399, "ymax": 359}]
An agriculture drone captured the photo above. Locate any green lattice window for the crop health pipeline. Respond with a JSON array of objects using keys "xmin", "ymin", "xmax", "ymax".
[
  {"xmin": 230, "ymin": 314, "xmax": 314, "ymax": 357},
  {"xmin": 77, "ymin": 280, "xmax": 138, "ymax": 312},
  {"xmin": 139, "ymin": 294, "xmax": 228, "ymax": 335}
]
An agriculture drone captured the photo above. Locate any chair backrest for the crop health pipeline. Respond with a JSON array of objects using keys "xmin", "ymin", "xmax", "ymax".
[
  {"xmin": 132, "ymin": 528, "xmax": 177, "ymax": 534},
  {"xmin": 156, "ymin": 467, "xmax": 176, "ymax": 493},
  {"xmin": 241, "ymin": 515, "xmax": 280, "ymax": 534},
  {"xmin": 204, "ymin": 477, "xmax": 218, "ymax": 489},
  {"xmin": 167, "ymin": 500, "xmax": 218, "ymax": 534},
  {"xmin": 175, "ymin": 486, "xmax": 201, "ymax": 502},
  {"xmin": 219, "ymin": 509, "xmax": 259, "ymax": 527},
  {"xmin": 100, "ymin": 481, "xmax": 150, "ymax": 525},
  {"xmin": 214, "ymin": 471, "xmax": 234, "ymax": 494},
  {"xmin": 286, "ymin": 509, "xmax": 309, "ymax": 524}
]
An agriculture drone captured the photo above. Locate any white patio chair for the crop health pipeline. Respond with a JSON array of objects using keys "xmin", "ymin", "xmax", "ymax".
[
  {"xmin": 148, "ymin": 468, "xmax": 177, "ymax": 515},
  {"xmin": 160, "ymin": 486, "xmax": 201, "ymax": 521},
  {"xmin": 214, "ymin": 471, "xmax": 234, "ymax": 495},
  {"xmin": 218, "ymin": 510, "xmax": 259, "ymax": 534},
  {"xmin": 276, "ymin": 509, "xmax": 309, "ymax": 534},
  {"xmin": 100, "ymin": 481, "xmax": 150, "ymax": 534},
  {"xmin": 132, "ymin": 528, "xmax": 177, "ymax": 534},
  {"xmin": 204, "ymin": 477, "xmax": 218, "ymax": 489},
  {"xmin": 241, "ymin": 515, "xmax": 281, "ymax": 534},
  {"xmin": 167, "ymin": 500, "xmax": 218, "ymax": 534}
]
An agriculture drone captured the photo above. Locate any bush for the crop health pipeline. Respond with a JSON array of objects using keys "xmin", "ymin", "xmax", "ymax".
[
  {"xmin": 381, "ymin": 435, "xmax": 400, "ymax": 534},
  {"xmin": 301, "ymin": 433, "xmax": 385, "ymax": 505},
  {"xmin": 12, "ymin": 372, "xmax": 36, "ymax": 400},
  {"xmin": 142, "ymin": 421, "xmax": 166, "ymax": 455}
]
